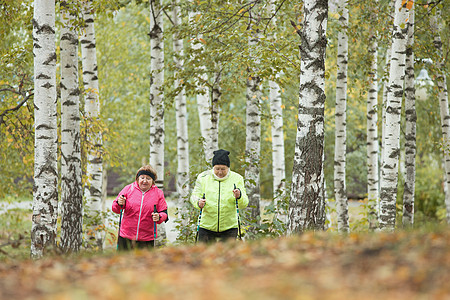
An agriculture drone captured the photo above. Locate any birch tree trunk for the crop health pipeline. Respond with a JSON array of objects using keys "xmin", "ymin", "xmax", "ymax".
[
  {"xmin": 150, "ymin": 0, "xmax": 166, "ymax": 243},
  {"xmin": 367, "ymin": 1, "xmax": 379, "ymax": 230},
  {"xmin": 81, "ymin": 0, "xmax": 103, "ymax": 248},
  {"xmin": 189, "ymin": 6, "xmax": 213, "ymax": 163},
  {"xmin": 211, "ymin": 70, "xmax": 221, "ymax": 151},
  {"xmin": 60, "ymin": 1, "xmax": 83, "ymax": 253},
  {"xmin": 430, "ymin": 7, "xmax": 450, "ymax": 223},
  {"xmin": 270, "ymin": 78, "xmax": 286, "ymax": 206},
  {"xmin": 379, "ymin": 0, "xmax": 410, "ymax": 230},
  {"xmin": 31, "ymin": 0, "xmax": 58, "ymax": 258},
  {"xmin": 402, "ymin": 4, "xmax": 416, "ymax": 226},
  {"xmin": 380, "ymin": 0, "xmax": 395, "ymax": 184},
  {"xmin": 269, "ymin": 0, "xmax": 286, "ymax": 216},
  {"xmin": 150, "ymin": 0, "xmax": 165, "ymax": 189},
  {"xmin": 288, "ymin": 0, "xmax": 327, "ymax": 233},
  {"xmin": 173, "ymin": 0, "xmax": 190, "ymax": 217},
  {"xmin": 245, "ymin": 3, "xmax": 262, "ymax": 234},
  {"xmin": 334, "ymin": 0, "xmax": 349, "ymax": 233}
]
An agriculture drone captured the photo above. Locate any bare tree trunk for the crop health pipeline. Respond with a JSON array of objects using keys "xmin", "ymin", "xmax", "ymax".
[
  {"xmin": 173, "ymin": 0, "xmax": 190, "ymax": 225},
  {"xmin": 245, "ymin": 1, "xmax": 262, "ymax": 235},
  {"xmin": 430, "ymin": 7, "xmax": 450, "ymax": 223},
  {"xmin": 289, "ymin": 0, "xmax": 327, "ymax": 233},
  {"xmin": 367, "ymin": 1, "xmax": 380, "ymax": 230},
  {"xmin": 334, "ymin": 0, "xmax": 349, "ymax": 233},
  {"xmin": 379, "ymin": 0, "xmax": 410, "ymax": 230},
  {"xmin": 60, "ymin": 1, "xmax": 83, "ymax": 253},
  {"xmin": 150, "ymin": 0, "xmax": 166, "ymax": 243},
  {"xmin": 211, "ymin": 69, "xmax": 221, "ymax": 151},
  {"xmin": 81, "ymin": 0, "xmax": 103, "ymax": 248},
  {"xmin": 31, "ymin": 0, "xmax": 58, "ymax": 259},
  {"xmin": 380, "ymin": 1, "xmax": 395, "ymax": 204},
  {"xmin": 269, "ymin": 0, "xmax": 286, "ymax": 220},
  {"xmin": 402, "ymin": 4, "xmax": 416, "ymax": 226}
]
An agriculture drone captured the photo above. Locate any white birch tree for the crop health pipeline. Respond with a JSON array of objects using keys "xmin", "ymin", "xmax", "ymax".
[
  {"xmin": 245, "ymin": 1, "xmax": 262, "ymax": 232},
  {"xmin": 31, "ymin": 0, "xmax": 58, "ymax": 258},
  {"xmin": 211, "ymin": 70, "xmax": 220, "ymax": 152},
  {"xmin": 367, "ymin": 1, "xmax": 379, "ymax": 230},
  {"xmin": 269, "ymin": 0, "xmax": 286, "ymax": 214},
  {"xmin": 189, "ymin": 5, "xmax": 214, "ymax": 163},
  {"xmin": 402, "ymin": 3, "xmax": 416, "ymax": 226},
  {"xmin": 60, "ymin": 1, "xmax": 83, "ymax": 252},
  {"xmin": 81, "ymin": 0, "xmax": 103, "ymax": 248},
  {"xmin": 379, "ymin": 0, "xmax": 410, "ymax": 230},
  {"xmin": 334, "ymin": 0, "xmax": 349, "ymax": 233},
  {"xmin": 150, "ymin": 0, "xmax": 166, "ymax": 242},
  {"xmin": 380, "ymin": 0, "xmax": 395, "ymax": 177},
  {"xmin": 288, "ymin": 0, "xmax": 327, "ymax": 233},
  {"xmin": 173, "ymin": 0, "xmax": 190, "ymax": 212},
  {"xmin": 430, "ymin": 7, "xmax": 450, "ymax": 223},
  {"xmin": 150, "ymin": 0, "xmax": 165, "ymax": 189}
]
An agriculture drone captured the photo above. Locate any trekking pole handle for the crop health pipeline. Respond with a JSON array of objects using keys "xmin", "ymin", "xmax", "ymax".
[{"xmin": 153, "ymin": 205, "xmax": 159, "ymax": 221}]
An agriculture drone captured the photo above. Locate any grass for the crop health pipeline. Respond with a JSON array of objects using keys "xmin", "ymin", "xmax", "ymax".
[
  {"xmin": 0, "ymin": 194, "xmax": 445, "ymax": 261},
  {"xmin": 0, "ymin": 208, "xmax": 32, "ymax": 261}
]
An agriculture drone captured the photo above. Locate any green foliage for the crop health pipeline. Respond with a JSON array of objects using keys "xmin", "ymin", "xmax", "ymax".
[
  {"xmin": 0, "ymin": 205, "xmax": 31, "ymax": 261},
  {"xmin": 414, "ymin": 155, "xmax": 446, "ymax": 221},
  {"xmin": 1, "ymin": 0, "xmax": 450, "ymax": 246}
]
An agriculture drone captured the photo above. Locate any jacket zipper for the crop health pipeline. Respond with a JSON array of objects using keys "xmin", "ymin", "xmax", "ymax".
[
  {"xmin": 217, "ymin": 181, "xmax": 221, "ymax": 232},
  {"xmin": 136, "ymin": 191, "xmax": 145, "ymax": 240}
]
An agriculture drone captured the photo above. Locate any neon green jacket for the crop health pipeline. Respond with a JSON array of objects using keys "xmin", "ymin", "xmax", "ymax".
[{"xmin": 190, "ymin": 169, "xmax": 249, "ymax": 232}]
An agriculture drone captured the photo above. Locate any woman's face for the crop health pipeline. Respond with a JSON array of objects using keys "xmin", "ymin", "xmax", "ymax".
[
  {"xmin": 138, "ymin": 175, "xmax": 153, "ymax": 192},
  {"xmin": 213, "ymin": 165, "xmax": 229, "ymax": 178}
]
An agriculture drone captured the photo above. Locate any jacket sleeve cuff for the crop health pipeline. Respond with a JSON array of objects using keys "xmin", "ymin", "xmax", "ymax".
[{"xmin": 158, "ymin": 209, "xmax": 169, "ymax": 223}]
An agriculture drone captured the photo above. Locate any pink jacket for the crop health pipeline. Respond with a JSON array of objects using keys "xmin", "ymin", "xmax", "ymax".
[{"xmin": 112, "ymin": 182, "xmax": 168, "ymax": 241}]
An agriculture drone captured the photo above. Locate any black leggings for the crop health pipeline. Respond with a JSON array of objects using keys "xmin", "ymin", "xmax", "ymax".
[
  {"xmin": 198, "ymin": 227, "xmax": 238, "ymax": 243},
  {"xmin": 117, "ymin": 236, "xmax": 154, "ymax": 251}
]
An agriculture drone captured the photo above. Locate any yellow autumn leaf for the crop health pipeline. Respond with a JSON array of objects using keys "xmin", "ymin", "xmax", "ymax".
[{"xmin": 281, "ymin": 105, "xmax": 285, "ymax": 109}]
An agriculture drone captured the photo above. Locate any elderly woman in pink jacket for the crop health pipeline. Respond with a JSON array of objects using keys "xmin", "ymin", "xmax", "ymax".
[{"xmin": 112, "ymin": 165, "xmax": 168, "ymax": 250}]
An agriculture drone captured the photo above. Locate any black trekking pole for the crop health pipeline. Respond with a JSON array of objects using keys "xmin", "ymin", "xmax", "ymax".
[
  {"xmin": 195, "ymin": 193, "xmax": 205, "ymax": 243},
  {"xmin": 234, "ymin": 184, "xmax": 242, "ymax": 240},
  {"xmin": 117, "ymin": 195, "xmax": 125, "ymax": 250},
  {"xmin": 153, "ymin": 204, "xmax": 157, "ymax": 248}
]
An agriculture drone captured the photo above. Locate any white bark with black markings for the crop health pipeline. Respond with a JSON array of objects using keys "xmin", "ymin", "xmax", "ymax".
[
  {"xmin": 269, "ymin": 0, "xmax": 286, "ymax": 214},
  {"xmin": 334, "ymin": 0, "xmax": 349, "ymax": 233},
  {"xmin": 379, "ymin": 0, "xmax": 409, "ymax": 230},
  {"xmin": 81, "ymin": 0, "xmax": 104, "ymax": 248},
  {"xmin": 150, "ymin": 0, "xmax": 167, "ymax": 243},
  {"xmin": 402, "ymin": 4, "xmax": 416, "ymax": 226},
  {"xmin": 367, "ymin": 0, "xmax": 380, "ymax": 230},
  {"xmin": 60, "ymin": 1, "xmax": 83, "ymax": 252},
  {"xmin": 430, "ymin": 7, "xmax": 450, "ymax": 223},
  {"xmin": 245, "ymin": 1, "xmax": 262, "ymax": 232},
  {"xmin": 289, "ymin": 0, "xmax": 328, "ymax": 233},
  {"xmin": 31, "ymin": 0, "xmax": 58, "ymax": 259}
]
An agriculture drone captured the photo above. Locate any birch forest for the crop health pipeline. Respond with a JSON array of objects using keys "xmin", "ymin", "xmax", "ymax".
[
  {"xmin": 1, "ymin": 0, "xmax": 450, "ymax": 297},
  {"xmin": 1, "ymin": 0, "xmax": 450, "ymax": 275}
]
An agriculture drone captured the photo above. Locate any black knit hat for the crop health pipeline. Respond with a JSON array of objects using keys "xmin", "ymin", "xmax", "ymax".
[{"xmin": 212, "ymin": 149, "xmax": 230, "ymax": 167}]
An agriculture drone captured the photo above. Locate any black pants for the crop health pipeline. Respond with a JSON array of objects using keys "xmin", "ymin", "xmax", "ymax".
[
  {"xmin": 198, "ymin": 227, "xmax": 238, "ymax": 243},
  {"xmin": 118, "ymin": 236, "xmax": 154, "ymax": 251}
]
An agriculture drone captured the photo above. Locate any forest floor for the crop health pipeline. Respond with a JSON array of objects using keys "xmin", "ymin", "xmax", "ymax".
[{"xmin": 1, "ymin": 227, "xmax": 450, "ymax": 300}]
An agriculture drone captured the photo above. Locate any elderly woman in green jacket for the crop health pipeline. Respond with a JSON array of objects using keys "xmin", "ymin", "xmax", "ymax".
[{"xmin": 190, "ymin": 149, "xmax": 249, "ymax": 243}]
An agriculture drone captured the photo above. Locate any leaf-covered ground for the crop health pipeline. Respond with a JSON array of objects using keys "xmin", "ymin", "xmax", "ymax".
[{"xmin": 1, "ymin": 229, "xmax": 449, "ymax": 300}]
